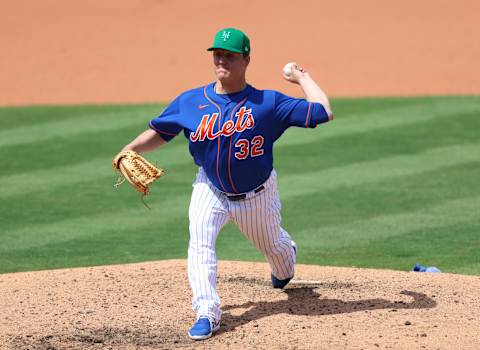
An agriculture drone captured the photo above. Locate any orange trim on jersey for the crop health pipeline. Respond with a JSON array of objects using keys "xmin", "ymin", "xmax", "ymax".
[
  {"xmin": 149, "ymin": 121, "xmax": 178, "ymax": 136},
  {"xmin": 203, "ymin": 86, "xmax": 227, "ymax": 192},
  {"xmin": 305, "ymin": 102, "xmax": 312, "ymax": 128},
  {"xmin": 227, "ymin": 97, "xmax": 248, "ymax": 193}
]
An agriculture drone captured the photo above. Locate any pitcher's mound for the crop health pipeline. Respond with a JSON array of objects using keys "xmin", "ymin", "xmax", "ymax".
[{"xmin": 1, "ymin": 260, "xmax": 479, "ymax": 349}]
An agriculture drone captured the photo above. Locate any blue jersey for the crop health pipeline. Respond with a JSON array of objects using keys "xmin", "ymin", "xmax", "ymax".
[{"xmin": 149, "ymin": 82, "xmax": 330, "ymax": 194}]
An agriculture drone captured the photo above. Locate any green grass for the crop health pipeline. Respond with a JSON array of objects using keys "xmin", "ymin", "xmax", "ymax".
[{"xmin": 1, "ymin": 96, "xmax": 479, "ymax": 275}]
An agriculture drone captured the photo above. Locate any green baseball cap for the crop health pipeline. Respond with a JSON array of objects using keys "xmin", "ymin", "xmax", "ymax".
[{"xmin": 207, "ymin": 28, "xmax": 251, "ymax": 55}]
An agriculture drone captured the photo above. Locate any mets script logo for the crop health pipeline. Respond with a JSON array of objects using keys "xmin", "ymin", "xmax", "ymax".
[
  {"xmin": 190, "ymin": 106, "xmax": 254, "ymax": 142},
  {"xmin": 221, "ymin": 31, "xmax": 231, "ymax": 41}
]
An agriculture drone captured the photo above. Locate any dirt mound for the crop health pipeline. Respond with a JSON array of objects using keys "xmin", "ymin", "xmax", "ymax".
[
  {"xmin": 1, "ymin": 0, "xmax": 479, "ymax": 106},
  {"xmin": 1, "ymin": 260, "xmax": 479, "ymax": 349}
]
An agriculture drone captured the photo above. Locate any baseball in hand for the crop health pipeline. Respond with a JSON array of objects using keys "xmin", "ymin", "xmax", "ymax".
[{"xmin": 282, "ymin": 62, "xmax": 296, "ymax": 77}]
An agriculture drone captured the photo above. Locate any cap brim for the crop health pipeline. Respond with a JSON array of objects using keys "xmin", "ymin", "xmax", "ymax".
[{"xmin": 207, "ymin": 46, "xmax": 244, "ymax": 54}]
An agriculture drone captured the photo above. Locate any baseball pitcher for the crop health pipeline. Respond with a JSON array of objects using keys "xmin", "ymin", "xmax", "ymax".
[{"xmin": 115, "ymin": 27, "xmax": 334, "ymax": 340}]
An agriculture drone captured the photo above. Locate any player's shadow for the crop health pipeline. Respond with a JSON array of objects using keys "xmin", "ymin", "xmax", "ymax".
[{"xmin": 221, "ymin": 288, "xmax": 436, "ymax": 332}]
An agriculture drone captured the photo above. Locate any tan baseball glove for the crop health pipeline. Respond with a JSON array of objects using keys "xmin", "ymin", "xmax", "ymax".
[{"xmin": 112, "ymin": 150, "xmax": 164, "ymax": 200}]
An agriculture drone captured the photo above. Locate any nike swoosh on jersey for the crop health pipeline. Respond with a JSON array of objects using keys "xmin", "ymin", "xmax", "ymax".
[{"xmin": 198, "ymin": 104, "xmax": 210, "ymax": 109}]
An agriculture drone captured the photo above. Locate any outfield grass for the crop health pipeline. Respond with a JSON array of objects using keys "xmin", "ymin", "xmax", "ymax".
[{"xmin": 1, "ymin": 96, "xmax": 479, "ymax": 275}]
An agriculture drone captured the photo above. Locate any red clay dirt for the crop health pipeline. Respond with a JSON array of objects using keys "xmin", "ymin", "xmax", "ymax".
[
  {"xmin": 1, "ymin": 0, "xmax": 479, "ymax": 106},
  {"xmin": 1, "ymin": 1, "xmax": 480, "ymax": 349},
  {"xmin": 1, "ymin": 260, "xmax": 479, "ymax": 350}
]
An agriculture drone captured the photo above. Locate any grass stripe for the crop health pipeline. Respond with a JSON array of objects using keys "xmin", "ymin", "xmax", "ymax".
[
  {"xmin": 294, "ymin": 196, "xmax": 480, "ymax": 250},
  {"xmin": 297, "ymin": 199, "xmax": 480, "ymax": 274},
  {"xmin": 454, "ymin": 262, "xmax": 480, "ymax": 275},
  {"xmin": 0, "ymin": 192, "xmax": 191, "ymax": 252},
  {"xmin": 0, "ymin": 108, "xmax": 159, "ymax": 148},
  {"xmin": 0, "ymin": 124, "xmax": 185, "ymax": 177},
  {"xmin": 1, "ymin": 141, "xmax": 478, "ymax": 233},
  {"xmin": 277, "ymin": 110, "xmax": 479, "ymax": 174},
  {"xmin": 2, "ymin": 103, "xmax": 477, "ymax": 179},
  {"xmin": 277, "ymin": 142, "xmax": 480, "ymax": 197},
  {"xmin": 348, "ymin": 221, "xmax": 480, "ymax": 272},
  {"xmin": 215, "ymin": 196, "xmax": 480, "ymax": 275},
  {"xmin": 2, "ymin": 154, "xmax": 478, "ymax": 252},
  {"xmin": 0, "ymin": 140, "xmax": 194, "ymax": 198},
  {"xmin": 1, "ymin": 141, "xmax": 478, "ymax": 229},
  {"xmin": 278, "ymin": 96, "xmax": 480, "ymax": 148},
  {"xmin": 1, "ymin": 96, "xmax": 479, "ymax": 274},
  {"xmin": 282, "ymin": 161, "xmax": 480, "ymax": 230},
  {"xmin": 0, "ymin": 159, "xmax": 197, "ymax": 231},
  {"xmin": 0, "ymin": 104, "xmax": 162, "ymax": 130},
  {"xmin": 2, "ymin": 134, "xmax": 478, "ymax": 201}
]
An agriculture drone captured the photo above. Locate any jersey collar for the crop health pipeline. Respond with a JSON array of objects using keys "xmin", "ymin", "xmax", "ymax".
[{"xmin": 205, "ymin": 82, "xmax": 254, "ymax": 104}]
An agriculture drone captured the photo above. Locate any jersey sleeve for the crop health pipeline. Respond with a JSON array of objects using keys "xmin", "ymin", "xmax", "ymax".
[
  {"xmin": 274, "ymin": 92, "xmax": 329, "ymax": 129},
  {"xmin": 148, "ymin": 96, "xmax": 183, "ymax": 142}
]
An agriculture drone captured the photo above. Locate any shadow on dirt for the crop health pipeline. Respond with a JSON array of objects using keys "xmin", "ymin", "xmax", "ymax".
[
  {"xmin": 10, "ymin": 326, "xmax": 189, "ymax": 349},
  {"xmin": 221, "ymin": 288, "xmax": 436, "ymax": 332},
  {"xmin": 220, "ymin": 275, "xmax": 357, "ymax": 290}
]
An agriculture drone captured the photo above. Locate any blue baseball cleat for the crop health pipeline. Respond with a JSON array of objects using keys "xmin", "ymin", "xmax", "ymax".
[
  {"xmin": 188, "ymin": 316, "xmax": 221, "ymax": 340},
  {"xmin": 271, "ymin": 274, "xmax": 293, "ymax": 289},
  {"xmin": 271, "ymin": 241, "xmax": 297, "ymax": 289}
]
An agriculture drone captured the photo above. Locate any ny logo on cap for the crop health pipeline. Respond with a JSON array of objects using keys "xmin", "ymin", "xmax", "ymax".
[{"xmin": 221, "ymin": 31, "xmax": 231, "ymax": 41}]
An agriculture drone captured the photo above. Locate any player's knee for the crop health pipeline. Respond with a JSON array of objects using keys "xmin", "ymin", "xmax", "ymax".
[
  {"xmin": 262, "ymin": 239, "xmax": 290, "ymax": 257},
  {"xmin": 261, "ymin": 244, "xmax": 281, "ymax": 257}
]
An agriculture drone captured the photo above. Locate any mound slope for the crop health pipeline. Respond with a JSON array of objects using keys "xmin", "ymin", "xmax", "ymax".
[{"xmin": 1, "ymin": 260, "xmax": 479, "ymax": 349}]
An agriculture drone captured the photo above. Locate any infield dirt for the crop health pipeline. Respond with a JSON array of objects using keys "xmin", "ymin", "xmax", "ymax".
[
  {"xmin": 1, "ymin": 260, "xmax": 479, "ymax": 349},
  {"xmin": 1, "ymin": 0, "xmax": 479, "ymax": 106}
]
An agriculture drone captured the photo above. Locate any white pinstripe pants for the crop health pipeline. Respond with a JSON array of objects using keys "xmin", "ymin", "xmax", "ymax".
[{"xmin": 187, "ymin": 167, "xmax": 296, "ymax": 322}]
